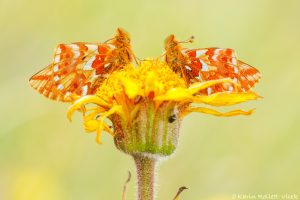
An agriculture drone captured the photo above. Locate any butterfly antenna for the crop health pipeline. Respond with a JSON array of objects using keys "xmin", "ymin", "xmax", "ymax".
[
  {"xmin": 132, "ymin": 53, "xmax": 144, "ymax": 64},
  {"xmin": 103, "ymin": 37, "xmax": 115, "ymax": 43},
  {"xmin": 122, "ymin": 171, "xmax": 131, "ymax": 200},
  {"xmin": 178, "ymin": 36, "xmax": 194, "ymax": 44}
]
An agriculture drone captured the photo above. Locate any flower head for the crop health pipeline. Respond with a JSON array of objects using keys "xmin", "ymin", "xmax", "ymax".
[{"xmin": 67, "ymin": 60, "xmax": 260, "ymax": 157}]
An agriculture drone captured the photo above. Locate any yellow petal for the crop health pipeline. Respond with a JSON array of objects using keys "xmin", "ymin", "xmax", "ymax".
[
  {"xmin": 193, "ymin": 91, "xmax": 260, "ymax": 106},
  {"xmin": 67, "ymin": 95, "xmax": 110, "ymax": 121},
  {"xmin": 95, "ymin": 127, "xmax": 104, "ymax": 144},
  {"xmin": 95, "ymin": 105, "xmax": 123, "ymax": 144},
  {"xmin": 99, "ymin": 105, "xmax": 123, "ymax": 122},
  {"xmin": 103, "ymin": 123, "xmax": 114, "ymax": 136},
  {"xmin": 188, "ymin": 78, "xmax": 237, "ymax": 94},
  {"xmin": 184, "ymin": 107, "xmax": 254, "ymax": 117},
  {"xmin": 155, "ymin": 78, "xmax": 240, "ymax": 102},
  {"xmin": 154, "ymin": 88, "xmax": 192, "ymax": 101},
  {"xmin": 84, "ymin": 110, "xmax": 99, "ymax": 121},
  {"xmin": 95, "ymin": 122, "xmax": 114, "ymax": 144},
  {"xmin": 86, "ymin": 106, "xmax": 106, "ymax": 113},
  {"xmin": 84, "ymin": 120, "xmax": 99, "ymax": 132}
]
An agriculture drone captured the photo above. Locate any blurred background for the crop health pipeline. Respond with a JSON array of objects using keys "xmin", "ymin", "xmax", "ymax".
[{"xmin": 1, "ymin": 0, "xmax": 300, "ymax": 199}]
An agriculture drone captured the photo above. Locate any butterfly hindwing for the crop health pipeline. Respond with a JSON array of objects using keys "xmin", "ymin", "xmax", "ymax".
[{"xmin": 237, "ymin": 60, "xmax": 261, "ymax": 91}]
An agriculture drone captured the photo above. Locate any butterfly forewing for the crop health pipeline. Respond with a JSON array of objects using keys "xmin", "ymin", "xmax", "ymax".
[{"xmin": 29, "ymin": 43, "xmax": 116, "ymax": 102}]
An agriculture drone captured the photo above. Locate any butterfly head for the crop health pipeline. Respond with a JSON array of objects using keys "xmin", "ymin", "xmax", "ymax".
[
  {"xmin": 164, "ymin": 34, "xmax": 177, "ymax": 50},
  {"xmin": 164, "ymin": 34, "xmax": 194, "ymax": 51}
]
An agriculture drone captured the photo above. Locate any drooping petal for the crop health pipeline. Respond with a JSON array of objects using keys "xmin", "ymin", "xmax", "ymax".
[
  {"xmin": 95, "ymin": 105, "xmax": 123, "ymax": 144},
  {"xmin": 84, "ymin": 120, "xmax": 99, "ymax": 132},
  {"xmin": 83, "ymin": 108, "xmax": 104, "ymax": 121},
  {"xmin": 67, "ymin": 95, "xmax": 110, "ymax": 121},
  {"xmin": 95, "ymin": 123, "xmax": 114, "ymax": 144},
  {"xmin": 95, "ymin": 128, "xmax": 104, "ymax": 144},
  {"xmin": 154, "ymin": 78, "xmax": 240, "ymax": 102},
  {"xmin": 183, "ymin": 107, "xmax": 254, "ymax": 117},
  {"xmin": 193, "ymin": 91, "xmax": 260, "ymax": 106}
]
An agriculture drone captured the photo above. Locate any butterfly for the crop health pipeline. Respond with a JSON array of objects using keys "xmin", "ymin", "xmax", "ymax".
[
  {"xmin": 29, "ymin": 28, "xmax": 135, "ymax": 102},
  {"xmin": 164, "ymin": 34, "xmax": 261, "ymax": 95}
]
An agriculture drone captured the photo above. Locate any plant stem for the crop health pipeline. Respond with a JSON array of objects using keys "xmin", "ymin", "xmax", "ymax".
[{"xmin": 133, "ymin": 155, "xmax": 157, "ymax": 200}]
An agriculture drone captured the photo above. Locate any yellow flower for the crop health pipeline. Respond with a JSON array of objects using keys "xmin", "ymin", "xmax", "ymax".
[{"xmin": 67, "ymin": 60, "xmax": 260, "ymax": 156}]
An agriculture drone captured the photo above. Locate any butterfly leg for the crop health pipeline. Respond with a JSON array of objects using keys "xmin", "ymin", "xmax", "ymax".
[{"xmin": 133, "ymin": 53, "xmax": 141, "ymax": 64}]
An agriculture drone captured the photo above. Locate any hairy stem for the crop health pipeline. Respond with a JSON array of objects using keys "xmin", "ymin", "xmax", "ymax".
[{"xmin": 133, "ymin": 155, "xmax": 157, "ymax": 200}]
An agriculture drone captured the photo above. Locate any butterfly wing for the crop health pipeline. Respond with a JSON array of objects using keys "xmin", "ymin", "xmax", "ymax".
[
  {"xmin": 237, "ymin": 60, "xmax": 261, "ymax": 91},
  {"xmin": 30, "ymin": 43, "xmax": 121, "ymax": 102},
  {"xmin": 182, "ymin": 48, "xmax": 261, "ymax": 94}
]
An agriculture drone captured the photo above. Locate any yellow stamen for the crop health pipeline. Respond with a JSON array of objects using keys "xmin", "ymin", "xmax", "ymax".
[{"xmin": 119, "ymin": 76, "xmax": 141, "ymax": 99}]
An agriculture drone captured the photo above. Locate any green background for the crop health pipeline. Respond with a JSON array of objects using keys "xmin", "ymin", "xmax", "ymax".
[{"xmin": 1, "ymin": 0, "xmax": 299, "ymax": 199}]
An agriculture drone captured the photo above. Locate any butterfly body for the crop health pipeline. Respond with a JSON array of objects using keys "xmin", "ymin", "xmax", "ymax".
[
  {"xmin": 164, "ymin": 35, "xmax": 189, "ymax": 79},
  {"xmin": 30, "ymin": 28, "xmax": 134, "ymax": 102},
  {"xmin": 164, "ymin": 35, "xmax": 261, "ymax": 94},
  {"xmin": 105, "ymin": 28, "xmax": 133, "ymax": 68}
]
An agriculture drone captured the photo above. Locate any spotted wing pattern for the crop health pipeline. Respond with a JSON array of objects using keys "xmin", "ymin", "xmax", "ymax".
[
  {"xmin": 29, "ymin": 43, "xmax": 117, "ymax": 102},
  {"xmin": 182, "ymin": 48, "xmax": 261, "ymax": 95}
]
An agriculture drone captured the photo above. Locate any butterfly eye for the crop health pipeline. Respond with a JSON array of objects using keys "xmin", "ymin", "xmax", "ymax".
[
  {"xmin": 168, "ymin": 114, "xmax": 177, "ymax": 123},
  {"xmin": 96, "ymin": 114, "xmax": 101, "ymax": 119}
]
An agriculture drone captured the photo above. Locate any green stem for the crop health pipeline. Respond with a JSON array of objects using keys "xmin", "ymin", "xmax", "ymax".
[{"xmin": 133, "ymin": 155, "xmax": 157, "ymax": 200}]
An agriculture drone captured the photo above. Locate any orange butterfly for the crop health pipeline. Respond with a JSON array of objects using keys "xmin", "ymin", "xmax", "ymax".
[
  {"xmin": 164, "ymin": 34, "xmax": 261, "ymax": 95},
  {"xmin": 29, "ymin": 28, "xmax": 135, "ymax": 102}
]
